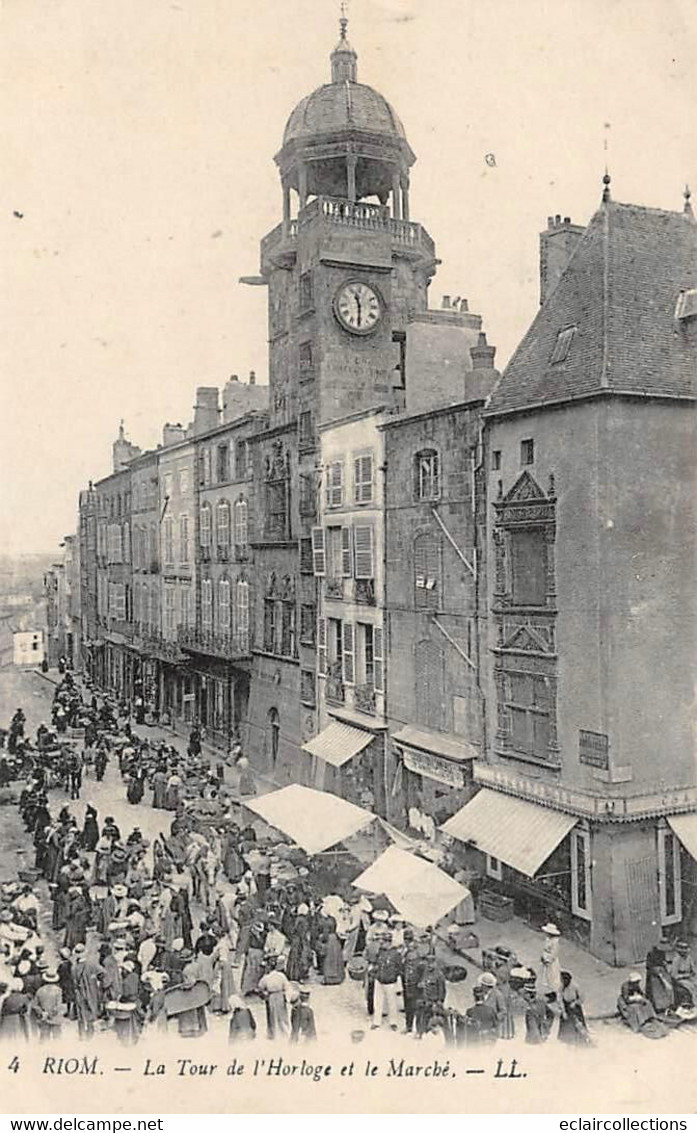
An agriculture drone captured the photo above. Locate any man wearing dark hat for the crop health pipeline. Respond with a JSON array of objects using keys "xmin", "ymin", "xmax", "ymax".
[
  {"xmin": 645, "ymin": 937, "xmax": 675, "ymax": 1014},
  {"xmin": 401, "ymin": 928, "xmax": 425, "ymax": 1035}
]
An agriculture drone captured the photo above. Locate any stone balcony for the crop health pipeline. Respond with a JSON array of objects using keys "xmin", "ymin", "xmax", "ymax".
[
  {"xmin": 261, "ymin": 196, "xmax": 436, "ymax": 268},
  {"xmin": 178, "ymin": 626, "xmax": 252, "ymax": 661}
]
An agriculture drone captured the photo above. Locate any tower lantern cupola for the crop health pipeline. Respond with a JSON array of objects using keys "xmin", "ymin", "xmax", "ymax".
[{"xmin": 331, "ymin": 16, "xmax": 357, "ymax": 82}]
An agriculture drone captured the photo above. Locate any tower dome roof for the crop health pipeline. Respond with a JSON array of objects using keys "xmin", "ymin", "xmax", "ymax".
[{"xmin": 283, "ymin": 81, "xmax": 408, "ymax": 147}]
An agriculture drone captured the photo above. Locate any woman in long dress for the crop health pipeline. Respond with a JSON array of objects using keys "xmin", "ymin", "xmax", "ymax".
[
  {"xmin": 258, "ymin": 959, "xmax": 290, "ymax": 1039},
  {"xmin": 240, "ymin": 920, "xmax": 266, "ymax": 997},
  {"xmin": 645, "ymin": 939, "xmax": 675, "ymax": 1013},
  {"xmin": 316, "ymin": 916, "xmax": 345, "ymax": 986},
  {"xmin": 558, "ymin": 970, "xmax": 591, "ymax": 1044},
  {"xmin": 538, "ymin": 923, "xmax": 562, "ymax": 997}
]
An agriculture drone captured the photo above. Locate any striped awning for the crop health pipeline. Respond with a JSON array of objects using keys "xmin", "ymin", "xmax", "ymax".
[
  {"xmin": 441, "ymin": 788, "xmax": 577, "ymax": 878},
  {"xmin": 302, "ymin": 720, "xmax": 373, "ymax": 768},
  {"xmin": 667, "ymin": 813, "xmax": 697, "ymax": 861}
]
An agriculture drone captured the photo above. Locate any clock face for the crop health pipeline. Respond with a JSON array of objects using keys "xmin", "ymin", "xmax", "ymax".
[{"xmin": 334, "ymin": 281, "xmax": 382, "ymax": 335}]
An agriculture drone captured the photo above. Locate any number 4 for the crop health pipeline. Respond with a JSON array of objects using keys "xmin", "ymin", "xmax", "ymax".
[{"xmin": 7, "ymin": 1055, "xmax": 20, "ymax": 1073}]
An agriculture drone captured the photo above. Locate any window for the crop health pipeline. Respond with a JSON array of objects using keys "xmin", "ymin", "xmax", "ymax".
[
  {"xmin": 201, "ymin": 579, "xmax": 213, "ymax": 628},
  {"xmin": 200, "ymin": 504, "xmax": 212, "ymax": 549},
  {"xmin": 505, "ymin": 672, "xmax": 551, "ymax": 759},
  {"xmin": 281, "ymin": 602, "xmax": 296, "ymax": 657},
  {"xmin": 268, "ymin": 708, "xmax": 281, "ymax": 768},
  {"xmin": 236, "ymin": 581, "xmax": 249, "ymax": 650},
  {"xmin": 301, "ymin": 669, "xmax": 316, "ymax": 707},
  {"xmin": 299, "ymin": 341, "xmax": 313, "ymax": 381},
  {"xmin": 414, "ymin": 639, "xmax": 446, "ymax": 731},
  {"xmin": 299, "ymin": 270, "xmax": 313, "ymax": 311},
  {"xmin": 202, "ymin": 449, "xmax": 212, "ymax": 487},
  {"xmin": 325, "ymin": 461, "xmax": 344, "ymax": 508},
  {"xmin": 317, "ymin": 616, "xmax": 327, "ymax": 675},
  {"xmin": 571, "ymin": 828, "xmax": 592, "ymax": 919},
  {"xmin": 122, "ymin": 523, "xmax": 130, "ymax": 564},
  {"xmin": 217, "ymin": 501, "xmax": 231, "ymax": 549},
  {"xmin": 414, "ymin": 450, "xmax": 440, "ymax": 501},
  {"xmin": 353, "ymin": 524, "xmax": 374, "ymax": 580},
  {"xmin": 676, "ymin": 289, "xmax": 697, "ymax": 321},
  {"xmin": 520, "ymin": 438, "xmax": 535, "ymax": 466},
  {"xmin": 300, "ymin": 603, "xmax": 316, "ymax": 645},
  {"xmin": 300, "ymin": 537, "xmax": 314, "ymax": 575},
  {"xmin": 311, "ymin": 527, "xmax": 326, "ymax": 576},
  {"xmin": 342, "ymin": 623, "xmax": 354, "ymax": 684},
  {"xmin": 491, "ymin": 450, "xmax": 502, "ymax": 471},
  {"xmin": 164, "ymin": 585, "xmax": 176, "ymax": 635},
  {"xmin": 658, "ymin": 826, "xmax": 682, "ymax": 925},
  {"xmin": 357, "ymin": 622, "xmax": 382, "ymax": 691},
  {"xmin": 163, "ymin": 517, "xmax": 174, "ymax": 566},
  {"xmin": 549, "ymin": 326, "xmax": 576, "ymax": 364},
  {"xmin": 217, "ymin": 444, "xmax": 229, "ymax": 483},
  {"xmin": 163, "ymin": 472, "xmax": 173, "ymax": 499},
  {"xmin": 218, "ymin": 579, "xmax": 231, "ymax": 630},
  {"xmin": 509, "ymin": 528, "xmax": 546, "ymax": 606},
  {"xmin": 299, "ymin": 411, "xmax": 314, "ymax": 448},
  {"xmin": 235, "ymin": 439, "xmax": 248, "ymax": 480},
  {"xmin": 150, "ymin": 524, "xmax": 158, "ymax": 567},
  {"xmin": 414, "ymin": 532, "xmax": 441, "ymax": 608},
  {"xmin": 234, "ymin": 499, "xmax": 248, "ymax": 546},
  {"xmin": 326, "ymin": 525, "xmax": 348, "ymax": 580},
  {"xmin": 179, "ymin": 468, "xmax": 189, "ymax": 495},
  {"xmin": 353, "ymin": 453, "xmax": 374, "ymax": 504},
  {"xmin": 263, "ymin": 599, "xmax": 277, "ymax": 653},
  {"xmin": 180, "ymin": 586, "xmax": 191, "ymax": 627},
  {"xmin": 179, "ymin": 514, "xmax": 189, "ymax": 564},
  {"xmin": 486, "ymin": 855, "xmax": 503, "ymax": 881},
  {"xmin": 392, "ymin": 330, "xmax": 406, "ymax": 389},
  {"xmin": 265, "ymin": 480, "xmax": 288, "ymax": 539}
]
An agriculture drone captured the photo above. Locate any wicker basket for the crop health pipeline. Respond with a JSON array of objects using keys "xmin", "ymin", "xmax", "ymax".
[{"xmin": 347, "ymin": 957, "xmax": 368, "ymax": 981}]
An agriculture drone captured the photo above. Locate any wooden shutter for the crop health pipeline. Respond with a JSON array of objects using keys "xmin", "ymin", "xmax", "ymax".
[
  {"xmin": 354, "ymin": 454, "xmax": 373, "ymax": 503},
  {"xmin": 373, "ymin": 626, "xmax": 384, "ymax": 692},
  {"xmin": 317, "ymin": 616, "xmax": 327, "ymax": 675},
  {"xmin": 326, "ymin": 462, "xmax": 344, "ymax": 507},
  {"xmin": 353, "ymin": 524, "xmax": 374, "ymax": 579},
  {"xmin": 342, "ymin": 622, "xmax": 354, "ymax": 684},
  {"xmin": 311, "ymin": 526, "xmax": 326, "ymax": 576},
  {"xmin": 341, "ymin": 526, "xmax": 353, "ymax": 577}
]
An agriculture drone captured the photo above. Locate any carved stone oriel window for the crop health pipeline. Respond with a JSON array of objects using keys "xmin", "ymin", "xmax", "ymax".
[{"xmin": 492, "ymin": 472, "xmax": 559, "ymax": 767}]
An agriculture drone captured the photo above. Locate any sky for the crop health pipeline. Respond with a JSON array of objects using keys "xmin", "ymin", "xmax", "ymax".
[{"xmin": 1, "ymin": 0, "xmax": 695, "ymax": 555}]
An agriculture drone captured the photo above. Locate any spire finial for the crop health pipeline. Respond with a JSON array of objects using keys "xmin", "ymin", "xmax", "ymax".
[
  {"xmin": 331, "ymin": 2, "xmax": 357, "ymax": 83},
  {"xmin": 339, "ymin": 0, "xmax": 348, "ymax": 39},
  {"xmin": 602, "ymin": 169, "xmax": 611, "ymax": 204},
  {"xmin": 684, "ymin": 184, "xmax": 693, "ymax": 217}
]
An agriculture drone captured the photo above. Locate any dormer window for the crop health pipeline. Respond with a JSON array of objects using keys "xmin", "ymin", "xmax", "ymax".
[
  {"xmin": 550, "ymin": 326, "xmax": 576, "ymax": 364},
  {"xmin": 675, "ymin": 289, "xmax": 697, "ymax": 321}
]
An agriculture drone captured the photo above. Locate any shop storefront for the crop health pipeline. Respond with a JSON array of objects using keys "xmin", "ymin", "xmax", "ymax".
[
  {"xmin": 392, "ymin": 726, "xmax": 478, "ymax": 832},
  {"xmin": 302, "ymin": 719, "xmax": 383, "ymax": 811}
]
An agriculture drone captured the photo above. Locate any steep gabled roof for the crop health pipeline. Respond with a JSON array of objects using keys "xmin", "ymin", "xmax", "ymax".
[{"xmin": 486, "ymin": 199, "xmax": 697, "ymax": 417}]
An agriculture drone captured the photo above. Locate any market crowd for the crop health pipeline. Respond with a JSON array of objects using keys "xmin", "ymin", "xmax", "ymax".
[{"xmin": 1, "ymin": 672, "xmax": 696, "ymax": 1048}]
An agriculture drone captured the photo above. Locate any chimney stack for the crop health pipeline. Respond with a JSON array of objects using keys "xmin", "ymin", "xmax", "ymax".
[
  {"xmin": 249, "ymin": 370, "xmax": 256, "ymax": 386},
  {"xmin": 192, "ymin": 387, "xmax": 221, "ymax": 435},
  {"xmin": 539, "ymin": 214, "xmax": 585, "ymax": 305}
]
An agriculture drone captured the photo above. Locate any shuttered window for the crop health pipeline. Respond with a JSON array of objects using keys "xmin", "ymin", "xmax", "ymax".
[
  {"xmin": 354, "ymin": 524, "xmax": 374, "ymax": 580},
  {"xmin": 218, "ymin": 580, "xmax": 231, "ymax": 630},
  {"xmin": 374, "ymin": 626, "xmax": 384, "ymax": 693},
  {"xmin": 163, "ymin": 517, "xmax": 174, "ymax": 566},
  {"xmin": 217, "ymin": 502, "xmax": 231, "ymax": 548},
  {"xmin": 317, "ymin": 616, "xmax": 327, "ymax": 675},
  {"xmin": 326, "ymin": 461, "xmax": 344, "ymax": 507},
  {"xmin": 311, "ymin": 527, "xmax": 326, "ymax": 576},
  {"xmin": 343, "ymin": 622, "xmax": 354, "ymax": 684},
  {"xmin": 200, "ymin": 504, "xmax": 212, "ymax": 548},
  {"xmin": 201, "ymin": 579, "xmax": 213, "ymax": 627},
  {"xmin": 234, "ymin": 499, "xmax": 248, "ymax": 546},
  {"xmin": 414, "ymin": 532, "xmax": 441, "ymax": 608},
  {"xmin": 353, "ymin": 454, "xmax": 374, "ymax": 504},
  {"xmin": 341, "ymin": 526, "xmax": 353, "ymax": 577},
  {"xmin": 414, "ymin": 639, "xmax": 445, "ymax": 731},
  {"xmin": 236, "ymin": 581, "xmax": 249, "ymax": 650}
]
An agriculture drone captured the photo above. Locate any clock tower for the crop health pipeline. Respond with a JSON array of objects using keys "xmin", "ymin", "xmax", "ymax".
[{"xmin": 259, "ymin": 16, "xmax": 439, "ymax": 433}]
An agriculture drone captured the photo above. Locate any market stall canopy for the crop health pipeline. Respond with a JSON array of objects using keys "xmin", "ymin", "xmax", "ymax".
[
  {"xmin": 244, "ymin": 784, "xmax": 377, "ymax": 855},
  {"xmin": 301, "ymin": 720, "xmax": 373, "ymax": 767},
  {"xmin": 441, "ymin": 788, "xmax": 577, "ymax": 878},
  {"xmin": 667, "ymin": 813, "xmax": 697, "ymax": 860},
  {"xmin": 352, "ymin": 845, "xmax": 469, "ymax": 928}
]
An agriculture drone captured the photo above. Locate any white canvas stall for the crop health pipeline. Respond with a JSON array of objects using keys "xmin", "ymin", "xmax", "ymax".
[
  {"xmin": 351, "ymin": 844, "xmax": 469, "ymax": 928},
  {"xmin": 244, "ymin": 784, "xmax": 377, "ymax": 855}
]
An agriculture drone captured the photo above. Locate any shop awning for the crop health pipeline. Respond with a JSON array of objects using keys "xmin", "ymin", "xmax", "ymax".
[
  {"xmin": 667, "ymin": 813, "xmax": 697, "ymax": 860},
  {"xmin": 244, "ymin": 784, "xmax": 377, "ymax": 855},
  {"xmin": 302, "ymin": 720, "xmax": 373, "ymax": 768},
  {"xmin": 441, "ymin": 788, "xmax": 577, "ymax": 878},
  {"xmin": 352, "ymin": 845, "xmax": 470, "ymax": 928},
  {"xmin": 393, "ymin": 725, "xmax": 478, "ymax": 763}
]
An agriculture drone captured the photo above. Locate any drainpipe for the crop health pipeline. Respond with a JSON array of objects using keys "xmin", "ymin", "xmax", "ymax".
[{"xmin": 472, "ymin": 426, "xmax": 488, "ymax": 776}]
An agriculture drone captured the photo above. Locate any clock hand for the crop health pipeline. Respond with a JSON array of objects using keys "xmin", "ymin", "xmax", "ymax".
[{"xmin": 353, "ymin": 290, "xmax": 362, "ymax": 327}]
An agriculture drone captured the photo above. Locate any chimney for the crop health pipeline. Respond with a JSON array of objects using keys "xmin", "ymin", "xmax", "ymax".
[
  {"xmin": 192, "ymin": 387, "xmax": 220, "ymax": 435},
  {"xmin": 539, "ymin": 214, "xmax": 585, "ymax": 305},
  {"xmin": 162, "ymin": 422, "xmax": 187, "ymax": 447},
  {"xmin": 466, "ymin": 332, "xmax": 499, "ymax": 401},
  {"xmin": 441, "ymin": 295, "xmax": 451, "ymax": 309},
  {"xmin": 112, "ymin": 420, "xmax": 141, "ymax": 472},
  {"xmin": 249, "ymin": 370, "xmax": 256, "ymax": 386},
  {"xmin": 470, "ymin": 331, "xmax": 496, "ymax": 371}
]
